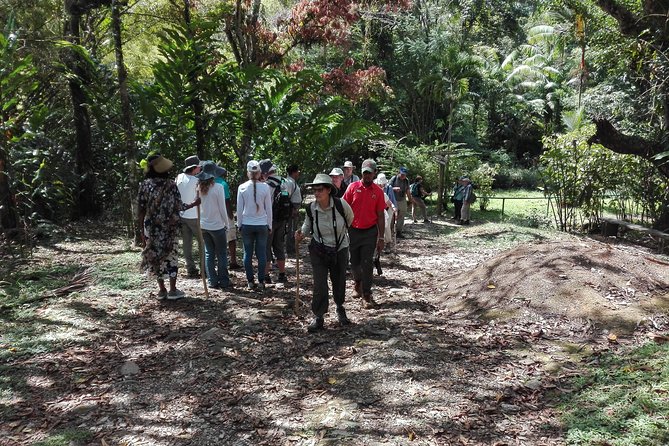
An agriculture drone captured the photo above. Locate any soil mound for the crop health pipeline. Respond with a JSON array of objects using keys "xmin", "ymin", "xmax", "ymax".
[{"xmin": 440, "ymin": 238, "xmax": 669, "ymax": 334}]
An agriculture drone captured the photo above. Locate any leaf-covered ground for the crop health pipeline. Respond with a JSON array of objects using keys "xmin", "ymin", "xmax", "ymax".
[{"xmin": 1, "ymin": 219, "xmax": 668, "ymax": 446}]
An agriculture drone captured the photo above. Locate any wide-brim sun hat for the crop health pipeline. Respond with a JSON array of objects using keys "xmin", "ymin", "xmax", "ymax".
[
  {"xmin": 259, "ymin": 159, "xmax": 274, "ymax": 175},
  {"xmin": 183, "ymin": 155, "xmax": 201, "ymax": 172},
  {"xmin": 195, "ymin": 171, "xmax": 215, "ymax": 181},
  {"xmin": 343, "ymin": 161, "xmax": 354, "ymax": 168},
  {"xmin": 329, "ymin": 167, "xmax": 344, "ymax": 176},
  {"xmin": 202, "ymin": 160, "xmax": 227, "ymax": 178},
  {"xmin": 149, "ymin": 155, "xmax": 173, "ymax": 174},
  {"xmin": 306, "ymin": 173, "xmax": 337, "ymax": 193}
]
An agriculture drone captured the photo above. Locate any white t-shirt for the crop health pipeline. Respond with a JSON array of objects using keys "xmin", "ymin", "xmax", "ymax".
[
  {"xmin": 285, "ymin": 176, "xmax": 302, "ymax": 206},
  {"xmin": 176, "ymin": 172, "xmax": 198, "ymax": 219},
  {"xmin": 237, "ymin": 180, "xmax": 273, "ymax": 229},
  {"xmin": 199, "ymin": 183, "xmax": 230, "ymax": 231}
]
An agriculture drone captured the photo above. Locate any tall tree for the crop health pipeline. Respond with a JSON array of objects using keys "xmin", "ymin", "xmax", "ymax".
[{"xmin": 63, "ymin": 0, "xmax": 111, "ymax": 217}]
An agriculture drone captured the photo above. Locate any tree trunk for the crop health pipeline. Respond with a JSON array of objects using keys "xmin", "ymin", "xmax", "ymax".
[
  {"xmin": 65, "ymin": 4, "xmax": 100, "ymax": 218},
  {"xmin": 182, "ymin": 0, "xmax": 206, "ymax": 159},
  {"xmin": 0, "ymin": 147, "xmax": 17, "ymax": 230},
  {"xmin": 111, "ymin": 0, "xmax": 140, "ymax": 241}
]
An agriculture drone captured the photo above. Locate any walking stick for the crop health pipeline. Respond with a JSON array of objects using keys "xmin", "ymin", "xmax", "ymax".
[
  {"xmin": 195, "ymin": 196, "xmax": 209, "ymax": 299},
  {"xmin": 294, "ymin": 238, "xmax": 301, "ymax": 314}
]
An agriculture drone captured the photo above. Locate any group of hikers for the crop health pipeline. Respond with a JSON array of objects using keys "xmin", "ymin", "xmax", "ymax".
[{"xmin": 137, "ymin": 153, "xmax": 475, "ymax": 332}]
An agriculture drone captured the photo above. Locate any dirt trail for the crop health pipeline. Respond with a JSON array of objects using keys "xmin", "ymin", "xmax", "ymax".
[{"xmin": 1, "ymin": 220, "xmax": 668, "ymax": 445}]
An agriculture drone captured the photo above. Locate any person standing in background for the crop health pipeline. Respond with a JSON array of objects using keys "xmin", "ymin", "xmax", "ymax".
[
  {"xmin": 175, "ymin": 155, "xmax": 202, "ymax": 278},
  {"xmin": 388, "ymin": 166, "xmax": 411, "ymax": 239},
  {"xmin": 342, "ymin": 160, "xmax": 360, "ymax": 191},
  {"xmin": 237, "ymin": 160, "xmax": 273, "ymax": 291},
  {"xmin": 329, "ymin": 167, "xmax": 346, "ymax": 198},
  {"xmin": 285, "ymin": 164, "xmax": 302, "ymax": 256}
]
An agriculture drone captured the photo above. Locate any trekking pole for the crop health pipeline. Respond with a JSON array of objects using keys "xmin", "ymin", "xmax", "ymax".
[
  {"xmin": 195, "ymin": 193, "xmax": 209, "ymax": 299},
  {"xmin": 294, "ymin": 238, "xmax": 301, "ymax": 314}
]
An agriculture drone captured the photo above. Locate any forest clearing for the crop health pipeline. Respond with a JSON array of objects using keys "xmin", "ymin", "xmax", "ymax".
[{"xmin": 2, "ymin": 217, "xmax": 668, "ymax": 446}]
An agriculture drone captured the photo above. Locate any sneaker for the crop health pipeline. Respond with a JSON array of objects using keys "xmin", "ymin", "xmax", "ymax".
[
  {"xmin": 264, "ymin": 276, "xmax": 273, "ymax": 284},
  {"xmin": 278, "ymin": 273, "xmax": 287, "ymax": 283},
  {"xmin": 167, "ymin": 289, "xmax": 185, "ymax": 300},
  {"xmin": 307, "ymin": 317, "xmax": 325, "ymax": 333},
  {"xmin": 157, "ymin": 290, "xmax": 168, "ymax": 300},
  {"xmin": 219, "ymin": 282, "xmax": 233, "ymax": 290},
  {"xmin": 247, "ymin": 281, "xmax": 256, "ymax": 291},
  {"xmin": 257, "ymin": 282, "xmax": 266, "ymax": 293},
  {"xmin": 336, "ymin": 308, "xmax": 351, "ymax": 326},
  {"xmin": 424, "ymin": 219, "xmax": 430, "ymax": 223}
]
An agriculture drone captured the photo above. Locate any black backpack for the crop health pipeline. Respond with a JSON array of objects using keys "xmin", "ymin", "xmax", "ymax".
[{"xmin": 267, "ymin": 177, "xmax": 292, "ymax": 221}]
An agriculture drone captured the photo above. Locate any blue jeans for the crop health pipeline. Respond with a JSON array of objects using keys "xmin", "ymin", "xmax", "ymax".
[
  {"xmin": 241, "ymin": 224, "xmax": 269, "ymax": 283},
  {"xmin": 202, "ymin": 228, "xmax": 230, "ymax": 288}
]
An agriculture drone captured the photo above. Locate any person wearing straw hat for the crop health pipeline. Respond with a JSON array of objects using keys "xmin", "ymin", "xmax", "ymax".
[
  {"xmin": 196, "ymin": 169, "xmax": 232, "ymax": 289},
  {"xmin": 137, "ymin": 154, "xmax": 200, "ymax": 300},
  {"xmin": 343, "ymin": 159, "xmax": 386, "ymax": 308},
  {"xmin": 237, "ymin": 160, "xmax": 273, "ymax": 291},
  {"xmin": 175, "ymin": 155, "xmax": 203, "ymax": 278},
  {"xmin": 295, "ymin": 173, "xmax": 354, "ymax": 332}
]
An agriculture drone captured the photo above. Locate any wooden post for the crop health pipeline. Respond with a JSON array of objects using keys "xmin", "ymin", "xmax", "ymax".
[{"xmin": 294, "ymin": 239, "xmax": 300, "ymax": 314}]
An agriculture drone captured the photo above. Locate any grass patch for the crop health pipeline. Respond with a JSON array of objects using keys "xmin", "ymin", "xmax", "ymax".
[
  {"xmin": 559, "ymin": 342, "xmax": 669, "ymax": 446},
  {"xmin": 0, "ymin": 263, "xmax": 80, "ymax": 310},
  {"xmin": 32, "ymin": 428, "xmax": 93, "ymax": 446},
  {"xmin": 91, "ymin": 250, "xmax": 143, "ymax": 292}
]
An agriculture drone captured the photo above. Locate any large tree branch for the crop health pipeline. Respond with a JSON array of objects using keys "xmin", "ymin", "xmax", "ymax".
[
  {"xmin": 594, "ymin": 0, "xmax": 669, "ymax": 42},
  {"xmin": 589, "ymin": 118, "xmax": 669, "ymax": 177}
]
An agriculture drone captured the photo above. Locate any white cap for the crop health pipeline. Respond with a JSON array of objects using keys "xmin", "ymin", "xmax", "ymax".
[
  {"xmin": 329, "ymin": 167, "xmax": 344, "ymax": 176},
  {"xmin": 375, "ymin": 172, "xmax": 388, "ymax": 186},
  {"xmin": 343, "ymin": 161, "xmax": 354, "ymax": 168},
  {"xmin": 247, "ymin": 160, "xmax": 260, "ymax": 172}
]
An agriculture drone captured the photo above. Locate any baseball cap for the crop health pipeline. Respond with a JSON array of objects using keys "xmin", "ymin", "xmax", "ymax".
[
  {"xmin": 247, "ymin": 160, "xmax": 260, "ymax": 172},
  {"xmin": 361, "ymin": 159, "xmax": 377, "ymax": 173},
  {"xmin": 399, "ymin": 166, "xmax": 408, "ymax": 174}
]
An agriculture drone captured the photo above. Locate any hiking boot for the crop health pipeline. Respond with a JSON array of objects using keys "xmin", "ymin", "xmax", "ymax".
[
  {"xmin": 187, "ymin": 270, "xmax": 200, "ymax": 279},
  {"xmin": 307, "ymin": 317, "xmax": 325, "ymax": 333},
  {"xmin": 374, "ymin": 257, "xmax": 383, "ymax": 276},
  {"xmin": 353, "ymin": 280, "xmax": 362, "ymax": 298},
  {"xmin": 247, "ymin": 281, "xmax": 257, "ymax": 291},
  {"xmin": 264, "ymin": 275, "xmax": 273, "ymax": 284},
  {"xmin": 363, "ymin": 294, "xmax": 377, "ymax": 308},
  {"xmin": 277, "ymin": 272, "xmax": 288, "ymax": 283},
  {"xmin": 423, "ymin": 219, "xmax": 430, "ymax": 223},
  {"xmin": 257, "ymin": 282, "xmax": 266, "ymax": 293},
  {"xmin": 167, "ymin": 289, "xmax": 185, "ymax": 300},
  {"xmin": 336, "ymin": 308, "xmax": 351, "ymax": 326}
]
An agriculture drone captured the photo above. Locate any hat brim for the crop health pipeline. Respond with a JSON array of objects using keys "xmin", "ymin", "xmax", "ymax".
[
  {"xmin": 153, "ymin": 157, "xmax": 173, "ymax": 174},
  {"xmin": 361, "ymin": 168, "xmax": 375, "ymax": 173},
  {"xmin": 306, "ymin": 183, "xmax": 337, "ymax": 193}
]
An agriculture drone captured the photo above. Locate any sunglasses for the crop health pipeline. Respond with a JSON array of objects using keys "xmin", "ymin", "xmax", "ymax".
[{"xmin": 312, "ymin": 186, "xmax": 328, "ymax": 192}]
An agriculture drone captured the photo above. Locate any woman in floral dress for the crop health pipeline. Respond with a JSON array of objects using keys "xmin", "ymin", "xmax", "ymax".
[{"xmin": 137, "ymin": 154, "xmax": 199, "ymax": 300}]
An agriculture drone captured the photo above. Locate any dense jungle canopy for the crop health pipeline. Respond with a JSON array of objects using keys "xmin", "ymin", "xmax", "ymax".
[{"xmin": 0, "ymin": 0, "xmax": 668, "ymax": 233}]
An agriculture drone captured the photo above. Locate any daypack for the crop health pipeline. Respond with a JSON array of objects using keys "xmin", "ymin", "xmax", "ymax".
[
  {"xmin": 305, "ymin": 197, "xmax": 348, "ymax": 235},
  {"xmin": 410, "ymin": 182, "xmax": 421, "ymax": 197},
  {"xmin": 267, "ymin": 176, "xmax": 292, "ymax": 221}
]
